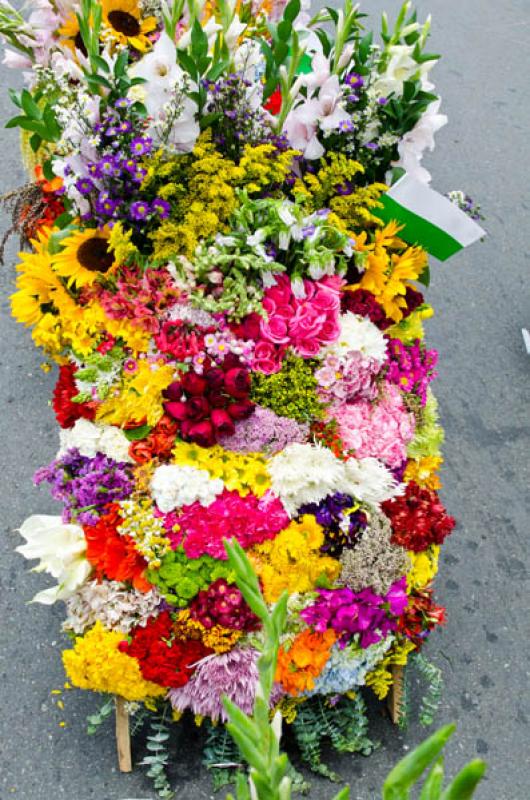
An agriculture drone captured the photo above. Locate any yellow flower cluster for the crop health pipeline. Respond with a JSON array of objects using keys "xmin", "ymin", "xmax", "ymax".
[
  {"xmin": 352, "ymin": 222, "xmax": 429, "ymax": 322},
  {"xmin": 387, "ymin": 303, "xmax": 434, "ymax": 344},
  {"xmin": 117, "ymin": 498, "xmax": 172, "ymax": 569},
  {"xmin": 404, "ymin": 455, "xmax": 443, "ymax": 490},
  {"xmin": 249, "ymin": 515, "xmax": 341, "ymax": 603},
  {"xmin": 96, "ymin": 360, "xmax": 174, "ymax": 427},
  {"xmin": 407, "ymin": 546, "xmax": 440, "ymax": 592},
  {"xmin": 147, "ymin": 132, "xmax": 296, "ymax": 260},
  {"xmin": 365, "ymin": 639, "xmax": 416, "ymax": 699},
  {"xmin": 173, "ymin": 609, "xmax": 242, "ymax": 653},
  {"xmin": 274, "ymin": 695, "xmax": 305, "ymax": 723},
  {"xmin": 172, "ymin": 441, "xmax": 270, "ymax": 497},
  {"xmin": 294, "ymin": 152, "xmax": 386, "ymax": 232},
  {"xmin": 62, "ymin": 621, "xmax": 165, "ymax": 701}
]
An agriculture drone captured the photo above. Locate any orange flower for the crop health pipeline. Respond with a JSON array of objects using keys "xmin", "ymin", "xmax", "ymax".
[
  {"xmin": 275, "ymin": 629, "xmax": 336, "ymax": 696},
  {"xmin": 84, "ymin": 504, "xmax": 151, "ymax": 592}
]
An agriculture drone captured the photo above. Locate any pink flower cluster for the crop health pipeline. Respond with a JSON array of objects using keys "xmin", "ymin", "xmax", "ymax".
[
  {"xmin": 172, "ymin": 489, "xmax": 290, "ymax": 559},
  {"xmin": 330, "ymin": 383, "xmax": 415, "ymax": 469},
  {"xmin": 94, "ymin": 266, "xmax": 180, "ymax": 332},
  {"xmin": 315, "ymin": 351, "xmax": 382, "ymax": 403},
  {"xmin": 235, "ymin": 275, "xmax": 342, "ymax": 373},
  {"xmin": 385, "ymin": 338, "xmax": 438, "ymax": 406}
]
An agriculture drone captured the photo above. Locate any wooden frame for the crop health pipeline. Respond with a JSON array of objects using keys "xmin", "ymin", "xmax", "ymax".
[
  {"xmin": 115, "ymin": 696, "xmax": 132, "ymax": 773},
  {"xmin": 387, "ymin": 665, "xmax": 405, "ymax": 725}
]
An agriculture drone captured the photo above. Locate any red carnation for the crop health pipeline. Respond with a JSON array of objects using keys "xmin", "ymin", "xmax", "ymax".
[
  {"xmin": 227, "ymin": 400, "xmax": 254, "ymax": 421},
  {"xmin": 52, "ymin": 363, "xmax": 97, "ymax": 429},
  {"xmin": 397, "ymin": 588, "xmax": 447, "ymax": 648},
  {"xmin": 120, "ymin": 611, "xmax": 212, "ymax": 688},
  {"xmin": 341, "ymin": 288, "xmax": 392, "ymax": 330},
  {"xmin": 187, "ymin": 395, "xmax": 211, "ymax": 420},
  {"xmin": 382, "ymin": 482, "xmax": 455, "ymax": 552},
  {"xmin": 84, "ymin": 504, "xmax": 151, "ymax": 592},
  {"xmin": 182, "ymin": 419, "xmax": 215, "ymax": 447}
]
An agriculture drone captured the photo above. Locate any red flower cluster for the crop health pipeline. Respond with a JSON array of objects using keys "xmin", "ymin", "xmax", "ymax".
[
  {"xmin": 397, "ymin": 588, "xmax": 447, "ymax": 647},
  {"xmin": 163, "ymin": 354, "xmax": 254, "ymax": 446},
  {"xmin": 342, "ymin": 288, "xmax": 392, "ymax": 330},
  {"xmin": 154, "ymin": 319, "xmax": 207, "ymax": 360},
  {"xmin": 129, "ymin": 414, "xmax": 179, "ymax": 464},
  {"xmin": 382, "ymin": 482, "xmax": 455, "ymax": 552},
  {"xmin": 21, "ymin": 166, "xmax": 65, "ymax": 239},
  {"xmin": 119, "ymin": 611, "xmax": 212, "ymax": 687},
  {"xmin": 189, "ymin": 579, "xmax": 260, "ymax": 632},
  {"xmin": 52, "ymin": 363, "xmax": 97, "ymax": 429},
  {"xmin": 84, "ymin": 504, "xmax": 151, "ymax": 592}
]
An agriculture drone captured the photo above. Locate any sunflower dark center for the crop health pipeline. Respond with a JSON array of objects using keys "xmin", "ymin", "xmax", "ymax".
[
  {"xmin": 108, "ymin": 10, "xmax": 141, "ymax": 36},
  {"xmin": 77, "ymin": 238, "xmax": 114, "ymax": 273},
  {"xmin": 74, "ymin": 31, "xmax": 88, "ymax": 57}
]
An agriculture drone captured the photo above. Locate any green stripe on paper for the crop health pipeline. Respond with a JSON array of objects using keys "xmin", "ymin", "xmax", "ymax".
[{"xmin": 377, "ymin": 195, "xmax": 464, "ymax": 261}]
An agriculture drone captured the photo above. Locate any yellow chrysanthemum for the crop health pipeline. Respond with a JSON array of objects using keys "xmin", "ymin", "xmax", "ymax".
[
  {"xmin": 96, "ymin": 360, "xmax": 175, "ymax": 427},
  {"xmin": 407, "ymin": 546, "xmax": 440, "ymax": 592},
  {"xmin": 62, "ymin": 621, "xmax": 165, "ymax": 701},
  {"xmin": 11, "ymin": 230, "xmax": 64, "ymax": 327},
  {"xmin": 52, "ymin": 226, "xmax": 118, "ymax": 289},
  {"xmin": 404, "ymin": 456, "xmax": 443, "ymax": 490},
  {"xmin": 172, "ymin": 442, "xmax": 271, "ymax": 497},
  {"xmin": 101, "ymin": 0, "xmax": 156, "ymax": 52}
]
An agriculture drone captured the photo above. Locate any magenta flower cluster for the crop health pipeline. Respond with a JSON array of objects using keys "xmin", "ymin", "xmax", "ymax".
[{"xmin": 385, "ymin": 338, "xmax": 438, "ymax": 405}]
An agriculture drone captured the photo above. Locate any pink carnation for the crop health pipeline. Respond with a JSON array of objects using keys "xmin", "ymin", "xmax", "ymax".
[
  {"xmin": 256, "ymin": 274, "xmax": 342, "ymax": 364},
  {"xmin": 172, "ymin": 489, "xmax": 290, "ymax": 559},
  {"xmin": 329, "ymin": 383, "xmax": 415, "ymax": 469}
]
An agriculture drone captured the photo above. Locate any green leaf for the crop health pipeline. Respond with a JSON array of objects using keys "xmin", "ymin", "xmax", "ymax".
[
  {"xmin": 53, "ymin": 212, "xmax": 74, "ymax": 230},
  {"xmin": 277, "ymin": 19, "xmax": 292, "ymax": 42},
  {"xmin": 283, "ymin": 0, "xmax": 300, "ymax": 23},
  {"xmin": 191, "ymin": 18, "xmax": 208, "ymax": 60},
  {"xmin": 417, "ymin": 264, "xmax": 430, "ymax": 287},
  {"xmin": 358, "ymin": 31, "xmax": 373, "ymax": 64},
  {"xmin": 91, "ymin": 54, "xmax": 110, "ymax": 73},
  {"xmin": 42, "ymin": 159, "xmax": 55, "ymax": 181},
  {"xmin": 439, "ymin": 761, "xmax": 486, "ymax": 800},
  {"xmin": 419, "ymin": 758, "xmax": 444, "ymax": 800},
  {"xmin": 177, "ymin": 50, "xmax": 199, "ymax": 81},
  {"xmin": 274, "ymin": 40, "xmax": 289, "ymax": 65},
  {"xmin": 20, "ymin": 89, "xmax": 41, "ymax": 119},
  {"xmin": 30, "ymin": 132, "xmax": 43, "ymax": 152},
  {"xmin": 124, "ymin": 424, "xmax": 153, "ymax": 441},
  {"xmin": 199, "ymin": 111, "xmax": 222, "ymax": 130},
  {"xmin": 5, "ymin": 116, "xmax": 43, "ymax": 133},
  {"xmin": 382, "ymin": 724, "xmax": 456, "ymax": 798}
]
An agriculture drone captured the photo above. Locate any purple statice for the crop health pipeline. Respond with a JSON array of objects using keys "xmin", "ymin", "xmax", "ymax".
[
  {"xmin": 300, "ymin": 577, "xmax": 408, "ymax": 649},
  {"xmin": 299, "ymin": 493, "xmax": 368, "ymax": 557},
  {"xmin": 168, "ymin": 648, "xmax": 283, "ymax": 721},
  {"xmin": 34, "ymin": 448, "xmax": 134, "ymax": 526},
  {"xmin": 218, "ymin": 405, "xmax": 309, "ymax": 454},
  {"xmin": 385, "ymin": 338, "xmax": 438, "ymax": 406}
]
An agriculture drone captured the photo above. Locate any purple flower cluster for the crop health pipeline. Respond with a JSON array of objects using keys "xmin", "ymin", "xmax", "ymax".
[
  {"xmin": 76, "ymin": 103, "xmax": 170, "ymax": 228},
  {"xmin": 385, "ymin": 338, "xmax": 438, "ymax": 405},
  {"xmin": 34, "ymin": 448, "xmax": 134, "ymax": 525},
  {"xmin": 300, "ymin": 577, "xmax": 408, "ymax": 649},
  {"xmin": 299, "ymin": 493, "xmax": 368, "ymax": 557},
  {"xmin": 315, "ymin": 351, "xmax": 382, "ymax": 403},
  {"xmin": 218, "ymin": 405, "xmax": 309, "ymax": 454}
]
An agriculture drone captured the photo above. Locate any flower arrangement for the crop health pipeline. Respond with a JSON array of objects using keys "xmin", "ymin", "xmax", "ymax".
[{"xmin": 0, "ymin": 0, "xmax": 483, "ymax": 792}]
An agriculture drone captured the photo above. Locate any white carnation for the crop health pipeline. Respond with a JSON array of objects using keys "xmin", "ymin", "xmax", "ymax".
[
  {"xmin": 58, "ymin": 418, "xmax": 133, "ymax": 463},
  {"xmin": 151, "ymin": 464, "xmax": 224, "ymax": 513},
  {"xmin": 326, "ymin": 312, "xmax": 388, "ymax": 363},
  {"xmin": 16, "ymin": 515, "xmax": 91, "ymax": 604}
]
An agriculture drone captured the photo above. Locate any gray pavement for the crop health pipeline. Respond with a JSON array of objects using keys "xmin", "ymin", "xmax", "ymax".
[{"xmin": 1, "ymin": 1, "xmax": 529, "ymax": 797}]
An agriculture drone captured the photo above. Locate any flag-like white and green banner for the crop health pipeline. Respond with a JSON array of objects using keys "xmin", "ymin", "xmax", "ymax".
[{"xmin": 378, "ymin": 174, "xmax": 486, "ymax": 261}]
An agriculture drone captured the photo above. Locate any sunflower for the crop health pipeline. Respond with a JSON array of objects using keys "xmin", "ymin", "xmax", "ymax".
[
  {"xmin": 52, "ymin": 227, "xmax": 118, "ymax": 289},
  {"xmin": 11, "ymin": 231, "xmax": 65, "ymax": 327},
  {"xmin": 58, "ymin": 12, "xmax": 87, "ymax": 57},
  {"xmin": 101, "ymin": 0, "xmax": 157, "ymax": 53}
]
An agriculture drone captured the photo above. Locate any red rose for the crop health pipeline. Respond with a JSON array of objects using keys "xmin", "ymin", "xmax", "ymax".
[
  {"xmin": 181, "ymin": 371, "xmax": 208, "ymax": 396},
  {"xmin": 211, "ymin": 409, "xmax": 235, "ymax": 437},
  {"xmin": 222, "ymin": 353, "xmax": 242, "ymax": 370},
  {"xmin": 164, "ymin": 381, "xmax": 184, "ymax": 402},
  {"xmin": 204, "ymin": 367, "xmax": 225, "ymax": 390},
  {"xmin": 224, "ymin": 367, "xmax": 251, "ymax": 398},
  {"xmin": 230, "ymin": 312, "xmax": 262, "ymax": 341},
  {"xmin": 187, "ymin": 396, "xmax": 211, "ymax": 420},
  {"xmin": 164, "ymin": 400, "xmax": 189, "ymax": 422},
  {"xmin": 227, "ymin": 401, "xmax": 255, "ymax": 421},
  {"xmin": 183, "ymin": 419, "xmax": 215, "ymax": 447},
  {"xmin": 207, "ymin": 389, "xmax": 228, "ymax": 408}
]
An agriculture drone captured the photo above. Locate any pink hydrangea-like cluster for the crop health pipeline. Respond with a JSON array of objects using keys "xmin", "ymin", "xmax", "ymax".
[
  {"xmin": 330, "ymin": 383, "xmax": 415, "ymax": 469},
  {"xmin": 385, "ymin": 338, "xmax": 438, "ymax": 405},
  {"xmin": 172, "ymin": 490, "xmax": 290, "ymax": 559},
  {"xmin": 315, "ymin": 351, "xmax": 382, "ymax": 402},
  {"xmin": 94, "ymin": 266, "xmax": 180, "ymax": 333},
  {"xmin": 300, "ymin": 577, "xmax": 408, "ymax": 648},
  {"xmin": 249, "ymin": 274, "xmax": 342, "ymax": 372}
]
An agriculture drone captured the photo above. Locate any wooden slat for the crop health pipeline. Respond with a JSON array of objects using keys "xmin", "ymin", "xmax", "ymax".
[
  {"xmin": 387, "ymin": 665, "xmax": 404, "ymax": 724},
  {"xmin": 115, "ymin": 696, "xmax": 132, "ymax": 773}
]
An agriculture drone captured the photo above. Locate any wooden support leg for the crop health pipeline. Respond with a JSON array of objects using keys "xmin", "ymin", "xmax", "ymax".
[
  {"xmin": 387, "ymin": 665, "xmax": 404, "ymax": 725},
  {"xmin": 115, "ymin": 696, "xmax": 132, "ymax": 773}
]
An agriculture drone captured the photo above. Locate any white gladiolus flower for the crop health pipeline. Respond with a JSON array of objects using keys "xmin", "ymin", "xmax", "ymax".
[
  {"xmin": 373, "ymin": 44, "xmax": 435, "ymax": 99},
  {"xmin": 391, "ymin": 99, "xmax": 448, "ymax": 184},
  {"xmin": 151, "ymin": 464, "xmax": 224, "ymax": 513},
  {"xmin": 58, "ymin": 418, "xmax": 133, "ymax": 463},
  {"xmin": 326, "ymin": 312, "xmax": 388, "ymax": 363},
  {"xmin": 16, "ymin": 516, "xmax": 91, "ymax": 604}
]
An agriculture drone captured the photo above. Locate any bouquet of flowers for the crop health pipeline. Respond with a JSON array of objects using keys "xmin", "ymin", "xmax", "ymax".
[{"xmin": 0, "ymin": 0, "xmax": 483, "ymax": 791}]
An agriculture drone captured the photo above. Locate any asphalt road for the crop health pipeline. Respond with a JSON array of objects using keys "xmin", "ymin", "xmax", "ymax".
[{"xmin": 1, "ymin": 1, "xmax": 529, "ymax": 798}]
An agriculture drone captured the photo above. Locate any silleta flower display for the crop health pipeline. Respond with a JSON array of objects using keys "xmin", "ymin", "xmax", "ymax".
[{"xmin": 0, "ymin": 0, "xmax": 484, "ymax": 789}]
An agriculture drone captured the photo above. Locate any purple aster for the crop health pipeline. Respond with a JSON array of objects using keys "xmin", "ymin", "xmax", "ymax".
[
  {"xmin": 75, "ymin": 177, "xmax": 95, "ymax": 195},
  {"xmin": 345, "ymin": 72, "xmax": 364, "ymax": 89},
  {"xmin": 130, "ymin": 136, "xmax": 152, "ymax": 156},
  {"xmin": 364, "ymin": 142, "xmax": 379, "ymax": 151},
  {"xmin": 129, "ymin": 200, "xmax": 151, "ymax": 220},
  {"xmin": 95, "ymin": 192, "xmax": 120, "ymax": 216},
  {"xmin": 151, "ymin": 198, "xmax": 171, "ymax": 219}
]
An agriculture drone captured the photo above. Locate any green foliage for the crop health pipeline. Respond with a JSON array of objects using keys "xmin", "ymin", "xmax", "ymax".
[
  {"xmin": 292, "ymin": 694, "xmax": 376, "ymax": 780},
  {"xmin": 6, "ymin": 87, "xmax": 61, "ymax": 152},
  {"xmin": 250, "ymin": 354, "xmax": 324, "ymax": 423},
  {"xmin": 146, "ymin": 546, "xmax": 234, "ymax": 605},
  {"xmin": 414, "ymin": 652, "xmax": 444, "ymax": 728},
  {"xmin": 382, "ymin": 724, "xmax": 486, "ymax": 800},
  {"xmin": 86, "ymin": 696, "xmax": 114, "ymax": 735},
  {"xmin": 203, "ymin": 721, "xmax": 243, "ymax": 791},
  {"xmin": 139, "ymin": 712, "xmax": 174, "ymax": 799}
]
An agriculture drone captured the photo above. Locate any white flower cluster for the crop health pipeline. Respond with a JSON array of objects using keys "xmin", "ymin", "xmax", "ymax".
[
  {"xmin": 326, "ymin": 312, "xmax": 388, "ymax": 363},
  {"xmin": 63, "ymin": 580, "xmax": 162, "ymax": 634},
  {"xmin": 150, "ymin": 464, "xmax": 224, "ymax": 513},
  {"xmin": 58, "ymin": 418, "xmax": 133, "ymax": 463},
  {"xmin": 268, "ymin": 443, "xmax": 400, "ymax": 515}
]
